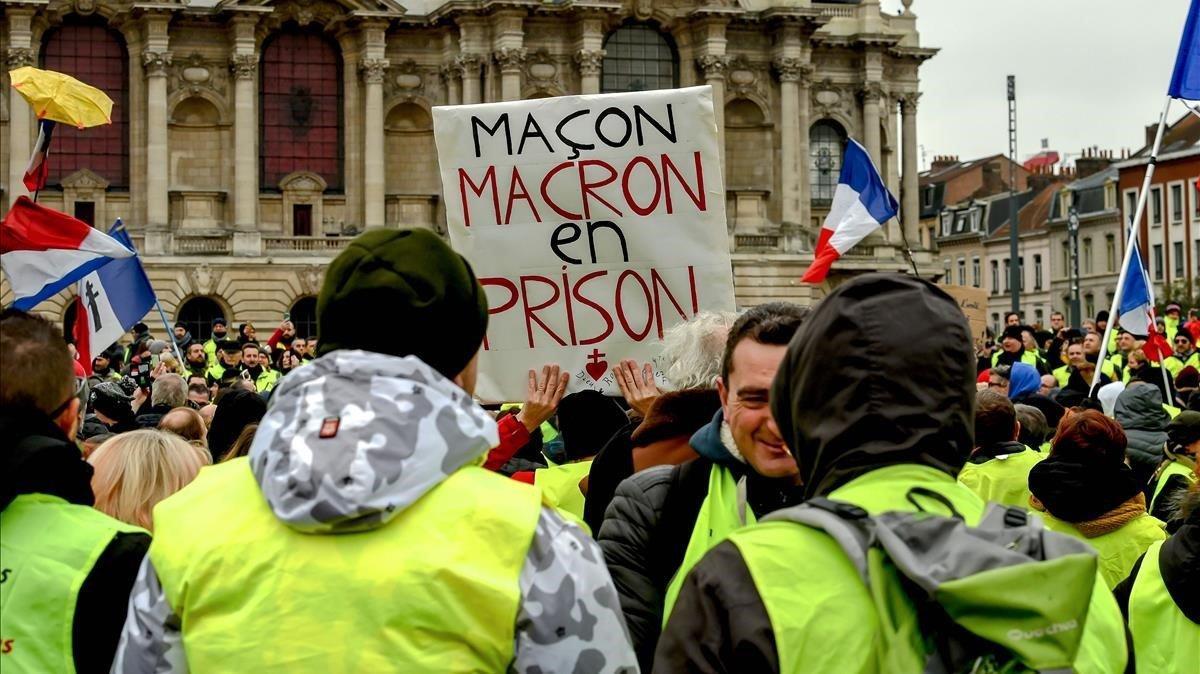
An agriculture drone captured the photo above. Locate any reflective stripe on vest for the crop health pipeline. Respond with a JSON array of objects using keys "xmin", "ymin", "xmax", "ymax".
[
  {"xmin": 1128, "ymin": 542, "xmax": 1200, "ymax": 674},
  {"xmin": 729, "ymin": 464, "xmax": 1128, "ymax": 674},
  {"xmin": 534, "ymin": 459, "xmax": 592, "ymax": 521},
  {"xmin": 150, "ymin": 458, "xmax": 541, "ymax": 672},
  {"xmin": 662, "ymin": 464, "xmax": 755, "ymax": 624},
  {"xmin": 0, "ymin": 494, "xmax": 146, "ymax": 674},
  {"xmin": 1151, "ymin": 460, "xmax": 1196, "ymax": 513}
]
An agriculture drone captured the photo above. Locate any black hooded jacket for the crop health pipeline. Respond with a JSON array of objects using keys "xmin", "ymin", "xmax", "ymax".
[
  {"xmin": 1, "ymin": 409, "xmax": 150, "ymax": 674},
  {"xmin": 654, "ymin": 274, "xmax": 975, "ymax": 673}
]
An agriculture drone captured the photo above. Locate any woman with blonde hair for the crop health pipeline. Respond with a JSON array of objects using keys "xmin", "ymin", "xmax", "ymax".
[{"xmin": 88, "ymin": 429, "xmax": 211, "ymax": 530}]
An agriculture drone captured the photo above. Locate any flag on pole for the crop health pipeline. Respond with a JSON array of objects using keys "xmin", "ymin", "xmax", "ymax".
[
  {"xmin": 1, "ymin": 196, "xmax": 134, "ymax": 310},
  {"xmin": 802, "ymin": 139, "xmax": 899, "ymax": 284},
  {"xmin": 1169, "ymin": 0, "xmax": 1200, "ymax": 100},
  {"xmin": 22, "ymin": 119, "xmax": 56, "ymax": 192},
  {"xmin": 1117, "ymin": 239, "xmax": 1171, "ymax": 362},
  {"xmin": 71, "ymin": 221, "xmax": 156, "ymax": 376}
]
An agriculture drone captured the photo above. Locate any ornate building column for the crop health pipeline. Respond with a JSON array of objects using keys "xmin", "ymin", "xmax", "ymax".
[
  {"xmin": 900, "ymin": 92, "xmax": 921, "ymax": 248},
  {"xmin": 796, "ymin": 65, "xmax": 813, "ymax": 232},
  {"xmin": 6, "ymin": 8, "xmax": 37, "ymax": 208},
  {"xmin": 575, "ymin": 50, "xmax": 604, "ymax": 95},
  {"xmin": 457, "ymin": 54, "xmax": 483, "ymax": 104},
  {"xmin": 441, "ymin": 63, "xmax": 462, "ymax": 105},
  {"xmin": 860, "ymin": 82, "xmax": 883, "ymax": 166},
  {"xmin": 361, "ymin": 58, "xmax": 388, "ymax": 229},
  {"xmin": 229, "ymin": 15, "xmax": 259, "ymax": 231},
  {"xmin": 142, "ymin": 13, "xmax": 172, "ymax": 229},
  {"xmin": 494, "ymin": 48, "xmax": 526, "ymax": 102},
  {"xmin": 773, "ymin": 56, "xmax": 804, "ymax": 227},
  {"xmin": 697, "ymin": 55, "xmax": 729, "ymax": 178},
  {"xmin": 360, "ymin": 20, "xmax": 388, "ymax": 229}
]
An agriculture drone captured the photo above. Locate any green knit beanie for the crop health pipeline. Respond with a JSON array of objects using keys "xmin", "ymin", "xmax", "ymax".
[{"xmin": 316, "ymin": 228, "xmax": 488, "ymax": 378}]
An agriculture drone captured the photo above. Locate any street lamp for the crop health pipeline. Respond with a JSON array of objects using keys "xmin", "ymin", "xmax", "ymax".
[{"xmin": 1068, "ymin": 205, "xmax": 1081, "ymax": 328}]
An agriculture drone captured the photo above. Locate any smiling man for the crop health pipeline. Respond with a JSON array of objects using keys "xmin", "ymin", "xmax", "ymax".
[{"xmin": 597, "ymin": 302, "xmax": 806, "ymax": 669}]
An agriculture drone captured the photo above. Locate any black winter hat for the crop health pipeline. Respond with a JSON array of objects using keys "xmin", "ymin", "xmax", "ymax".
[
  {"xmin": 212, "ymin": 317, "xmax": 228, "ymax": 327},
  {"xmin": 316, "ymin": 229, "xmax": 488, "ymax": 378},
  {"xmin": 1001, "ymin": 325, "xmax": 1025, "ymax": 342},
  {"xmin": 1168, "ymin": 411, "xmax": 1200, "ymax": 448},
  {"xmin": 89, "ymin": 381, "xmax": 131, "ymax": 418}
]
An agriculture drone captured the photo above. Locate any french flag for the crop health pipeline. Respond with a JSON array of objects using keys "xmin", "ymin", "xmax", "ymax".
[
  {"xmin": 72, "ymin": 221, "xmax": 156, "ymax": 376},
  {"xmin": 23, "ymin": 119, "xmax": 56, "ymax": 192},
  {"xmin": 802, "ymin": 139, "xmax": 899, "ymax": 284},
  {"xmin": 1, "ymin": 196, "xmax": 134, "ymax": 311},
  {"xmin": 1118, "ymin": 238, "xmax": 1171, "ymax": 362}
]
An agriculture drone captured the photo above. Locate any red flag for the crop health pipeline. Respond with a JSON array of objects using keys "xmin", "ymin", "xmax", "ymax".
[
  {"xmin": 72, "ymin": 295, "xmax": 93, "ymax": 376},
  {"xmin": 23, "ymin": 120, "xmax": 56, "ymax": 192}
]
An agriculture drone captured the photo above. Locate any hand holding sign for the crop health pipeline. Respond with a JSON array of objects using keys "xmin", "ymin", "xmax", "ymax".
[
  {"xmin": 613, "ymin": 359, "xmax": 660, "ymax": 417},
  {"xmin": 516, "ymin": 364, "xmax": 570, "ymax": 433}
]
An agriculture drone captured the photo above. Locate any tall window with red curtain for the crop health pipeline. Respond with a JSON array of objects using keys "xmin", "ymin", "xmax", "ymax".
[
  {"xmin": 260, "ymin": 28, "xmax": 343, "ymax": 191},
  {"xmin": 40, "ymin": 21, "xmax": 129, "ymax": 187}
]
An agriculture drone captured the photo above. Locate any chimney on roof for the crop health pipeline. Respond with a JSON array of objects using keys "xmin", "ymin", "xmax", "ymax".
[
  {"xmin": 1075, "ymin": 147, "xmax": 1115, "ymax": 179},
  {"xmin": 1146, "ymin": 124, "xmax": 1158, "ymax": 148},
  {"xmin": 931, "ymin": 155, "xmax": 959, "ymax": 171}
]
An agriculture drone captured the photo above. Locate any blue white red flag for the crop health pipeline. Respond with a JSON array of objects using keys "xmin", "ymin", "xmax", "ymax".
[
  {"xmin": 0, "ymin": 196, "xmax": 134, "ymax": 310},
  {"xmin": 1117, "ymin": 239, "xmax": 1171, "ymax": 362},
  {"xmin": 23, "ymin": 119, "xmax": 56, "ymax": 192},
  {"xmin": 1170, "ymin": 0, "xmax": 1200, "ymax": 100},
  {"xmin": 72, "ymin": 221, "xmax": 156, "ymax": 375},
  {"xmin": 802, "ymin": 139, "xmax": 898, "ymax": 284}
]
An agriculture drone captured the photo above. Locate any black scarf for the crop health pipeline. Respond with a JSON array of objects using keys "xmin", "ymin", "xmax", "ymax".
[
  {"xmin": 1028, "ymin": 453, "xmax": 1142, "ymax": 522},
  {"xmin": 1, "ymin": 408, "xmax": 95, "ymax": 510}
]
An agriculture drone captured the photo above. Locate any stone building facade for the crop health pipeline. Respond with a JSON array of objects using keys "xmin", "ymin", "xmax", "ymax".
[{"xmin": 1, "ymin": 0, "xmax": 934, "ymax": 341}]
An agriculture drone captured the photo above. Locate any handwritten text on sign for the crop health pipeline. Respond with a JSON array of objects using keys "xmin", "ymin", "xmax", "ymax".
[{"xmin": 433, "ymin": 87, "xmax": 735, "ymax": 400}]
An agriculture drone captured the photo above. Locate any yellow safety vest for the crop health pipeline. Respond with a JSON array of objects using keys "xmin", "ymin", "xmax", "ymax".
[
  {"xmin": 1151, "ymin": 459, "xmax": 1196, "ymax": 514},
  {"xmin": 1053, "ymin": 365, "xmax": 1071, "ymax": 388},
  {"xmin": 1041, "ymin": 512, "xmax": 1167, "ymax": 589},
  {"xmin": 729, "ymin": 464, "xmax": 1127, "ymax": 674},
  {"xmin": 1128, "ymin": 541, "xmax": 1199, "ymax": 674},
  {"xmin": 150, "ymin": 458, "xmax": 541, "ymax": 673},
  {"xmin": 0, "ymin": 494, "xmax": 146, "ymax": 674},
  {"xmin": 662, "ymin": 464, "xmax": 755, "ymax": 623},
  {"xmin": 957, "ymin": 446, "xmax": 1044, "ymax": 510},
  {"xmin": 534, "ymin": 459, "xmax": 592, "ymax": 521}
]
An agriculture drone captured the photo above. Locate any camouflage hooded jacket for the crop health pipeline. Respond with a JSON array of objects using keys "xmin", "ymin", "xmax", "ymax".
[{"xmin": 110, "ymin": 350, "xmax": 638, "ymax": 674}]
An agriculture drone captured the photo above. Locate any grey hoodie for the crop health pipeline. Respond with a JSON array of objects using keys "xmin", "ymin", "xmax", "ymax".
[
  {"xmin": 1114, "ymin": 382, "xmax": 1170, "ymax": 475},
  {"xmin": 110, "ymin": 350, "xmax": 638, "ymax": 674}
]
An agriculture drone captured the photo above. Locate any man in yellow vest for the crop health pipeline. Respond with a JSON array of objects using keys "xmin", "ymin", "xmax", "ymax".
[
  {"xmin": 1164, "ymin": 328, "xmax": 1200, "ymax": 379},
  {"xmin": 597, "ymin": 303, "xmax": 807, "ymax": 670},
  {"xmin": 656, "ymin": 274, "xmax": 1126, "ymax": 673},
  {"xmin": 201, "ymin": 317, "xmax": 228, "ymax": 369},
  {"xmin": 111, "ymin": 229, "xmax": 636, "ymax": 673},
  {"xmin": 1, "ymin": 310, "xmax": 151, "ymax": 674},
  {"xmin": 957, "ymin": 391, "xmax": 1043, "ymax": 509},
  {"xmin": 239, "ymin": 342, "xmax": 280, "ymax": 393}
]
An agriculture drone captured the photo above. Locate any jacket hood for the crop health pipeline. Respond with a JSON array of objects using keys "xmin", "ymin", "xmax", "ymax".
[
  {"xmin": 1115, "ymin": 384, "xmax": 1169, "ymax": 431},
  {"xmin": 689, "ymin": 410, "xmax": 740, "ymax": 466},
  {"xmin": 1007, "ymin": 362, "xmax": 1040, "ymax": 400},
  {"xmin": 770, "ymin": 274, "xmax": 974, "ymax": 500},
  {"xmin": 248, "ymin": 350, "xmax": 497, "ymax": 534},
  {"xmin": 1, "ymin": 408, "xmax": 95, "ymax": 511}
]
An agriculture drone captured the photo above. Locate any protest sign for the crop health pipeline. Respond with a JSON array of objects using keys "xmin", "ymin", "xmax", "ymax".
[
  {"xmin": 433, "ymin": 86, "xmax": 735, "ymax": 401},
  {"xmin": 943, "ymin": 285, "xmax": 989, "ymax": 343}
]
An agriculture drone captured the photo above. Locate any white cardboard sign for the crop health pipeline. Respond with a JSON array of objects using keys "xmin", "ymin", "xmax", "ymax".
[{"xmin": 433, "ymin": 86, "xmax": 735, "ymax": 401}]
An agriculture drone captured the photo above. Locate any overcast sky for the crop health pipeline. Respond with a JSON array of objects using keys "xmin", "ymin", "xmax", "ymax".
[{"xmin": 883, "ymin": 0, "xmax": 1190, "ymax": 170}]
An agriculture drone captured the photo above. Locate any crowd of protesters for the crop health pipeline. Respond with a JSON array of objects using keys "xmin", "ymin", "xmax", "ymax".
[{"xmin": 2, "ymin": 228, "xmax": 1196, "ymax": 673}]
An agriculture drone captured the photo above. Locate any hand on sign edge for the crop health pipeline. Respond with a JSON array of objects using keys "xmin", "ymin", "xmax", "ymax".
[
  {"xmin": 613, "ymin": 359, "xmax": 661, "ymax": 418},
  {"xmin": 517, "ymin": 364, "xmax": 569, "ymax": 433}
]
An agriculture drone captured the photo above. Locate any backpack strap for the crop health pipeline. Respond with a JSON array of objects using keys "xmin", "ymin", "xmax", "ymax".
[{"xmin": 762, "ymin": 498, "xmax": 875, "ymax": 584}]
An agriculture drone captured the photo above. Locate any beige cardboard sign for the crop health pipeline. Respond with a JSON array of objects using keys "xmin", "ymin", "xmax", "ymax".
[{"xmin": 943, "ymin": 285, "xmax": 989, "ymax": 342}]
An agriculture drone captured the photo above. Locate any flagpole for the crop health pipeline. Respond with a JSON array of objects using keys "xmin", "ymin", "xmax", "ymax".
[
  {"xmin": 894, "ymin": 218, "xmax": 921, "ymax": 276},
  {"xmin": 1090, "ymin": 96, "xmax": 1173, "ymax": 397}
]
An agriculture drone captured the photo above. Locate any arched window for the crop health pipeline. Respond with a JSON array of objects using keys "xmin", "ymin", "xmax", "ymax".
[
  {"xmin": 176, "ymin": 296, "xmax": 225, "ymax": 342},
  {"xmin": 289, "ymin": 296, "xmax": 318, "ymax": 339},
  {"xmin": 810, "ymin": 120, "xmax": 847, "ymax": 205},
  {"xmin": 261, "ymin": 28, "xmax": 343, "ymax": 190},
  {"xmin": 41, "ymin": 20, "xmax": 129, "ymax": 187},
  {"xmin": 601, "ymin": 24, "xmax": 678, "ymax": 93}
]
